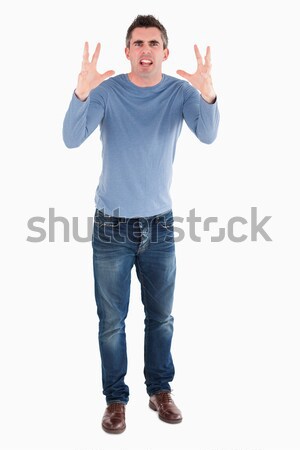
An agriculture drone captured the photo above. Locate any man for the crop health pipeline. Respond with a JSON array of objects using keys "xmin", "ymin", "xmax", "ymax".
[{"xmin": 63, "ymin": 15, "xmax": 219, "ymax": 434}]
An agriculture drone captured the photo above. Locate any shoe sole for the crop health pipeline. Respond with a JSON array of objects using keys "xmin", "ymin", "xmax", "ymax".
[
  {"xmin": 149, "ymin": 401, "xmax": 183, "ymax": 424},
  {"xmin": 102, "ymin": 424, "xmax": 126, "ymax": 434}
]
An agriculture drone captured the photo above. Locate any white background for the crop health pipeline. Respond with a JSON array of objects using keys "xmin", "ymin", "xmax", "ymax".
[{"xmin": 1, "ymin": 1, "xmax": 300, "ymax": 449}]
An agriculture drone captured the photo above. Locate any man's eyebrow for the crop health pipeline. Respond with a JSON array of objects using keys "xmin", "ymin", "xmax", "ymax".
[{"xmin": 132, "ymin": 39, "xmax": 160, "ymax": 44}]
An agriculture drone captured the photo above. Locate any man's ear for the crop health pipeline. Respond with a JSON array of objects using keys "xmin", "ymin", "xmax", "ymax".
[
  {"xmin": 163, "ymin": 48, "xmax": 170, "ymax": 61},
  {"xmin": 125, "ymin": 47, "xmax": 130, "ymax": 60}
]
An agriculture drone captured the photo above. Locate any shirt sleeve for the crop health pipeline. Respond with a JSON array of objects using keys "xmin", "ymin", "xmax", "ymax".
[
  {"xmin": 62, "ymin": 88, "xmax": 106, "ymax": 148},
  {"xmin": 182, "ymin": 83, "xmax": 220, "ymax": 144}
]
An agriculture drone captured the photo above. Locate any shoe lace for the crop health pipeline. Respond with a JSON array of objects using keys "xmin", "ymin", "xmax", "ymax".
[
  {"xmin": 159, "ymin": 392, "xmax": 173, "ymax": 403},
  {"xmin": 108, "ymin": 402, "xmax": 125, "ymax": 412}
]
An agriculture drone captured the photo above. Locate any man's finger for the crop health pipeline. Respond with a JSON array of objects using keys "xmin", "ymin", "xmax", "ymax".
[
  {"xmin": 91, "ymin": 42, "xmax": 101, "ymax": 65},
  {"xmin": 176, "ymin": 69, "xmax": 191, "ymax": 80},
  {"xmin": 83, "ymin": 41, "xmax": 89, "ymax": 62},
  {"xmin": 194, "ymin": 44, "xmax": 203, "ymax": 67},
  {"xmin": 204, "ymin": 46, "xmax": 211, "ymax": 65},
  {"xmin": 81, "ymin": 61, "xmax": 88, "ymax": 72},
  {"xmin": 102, "ymin": 70, "xmax": 116, "ymax": 80}
]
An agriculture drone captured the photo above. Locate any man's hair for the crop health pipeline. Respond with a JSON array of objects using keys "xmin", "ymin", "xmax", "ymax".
[{"xmin": 126, "ymin": 15, "xmax": 168, "ymax": 49}]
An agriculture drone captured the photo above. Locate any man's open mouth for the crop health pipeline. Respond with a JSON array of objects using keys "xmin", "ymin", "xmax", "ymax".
[{"xmin": 140, "ymin": 59, "xmax": 153, "ymax": 66}]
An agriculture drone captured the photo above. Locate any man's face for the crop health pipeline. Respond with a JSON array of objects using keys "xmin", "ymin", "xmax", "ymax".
[{"xmin": 125, "ymin": 27, "xmax": 169, "ymax": 80}]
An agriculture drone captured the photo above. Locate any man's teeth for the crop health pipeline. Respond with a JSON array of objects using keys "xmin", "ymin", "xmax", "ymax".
[{"xmin": 140, "ymin": 59, "xmax": 152, "ymax": 64}]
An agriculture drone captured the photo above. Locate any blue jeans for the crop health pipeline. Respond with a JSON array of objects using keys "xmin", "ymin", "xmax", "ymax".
[{"xmin": 92, "ymin": 208, "xmax": 176, "ymax": 404}]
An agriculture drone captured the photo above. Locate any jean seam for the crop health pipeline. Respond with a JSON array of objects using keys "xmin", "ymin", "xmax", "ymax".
[{"xmin": 135, "ymin": 258, "xmax": 149, "ymax": 383}]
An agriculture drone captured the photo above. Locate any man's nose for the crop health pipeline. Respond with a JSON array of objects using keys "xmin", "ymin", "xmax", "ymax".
[{"xmin": 141, "ymin": 44, "xmax": 151, "ymax": 53}]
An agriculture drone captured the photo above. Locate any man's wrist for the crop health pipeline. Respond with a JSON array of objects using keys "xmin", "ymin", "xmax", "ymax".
[
  {"xmin": 74, "ymin": 89, "xmax": 89, "ymax": 102},
  {"xmin": 201, "ymin": 92, "xmax": 217, "ymax": 104}
]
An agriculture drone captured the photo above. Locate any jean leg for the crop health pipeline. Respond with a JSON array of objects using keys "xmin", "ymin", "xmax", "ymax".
[
  {"xmin": 135, "ymin": 218, "xmax": 176, "ymax": 396},
  {"xmin": 92, "ymin": 218, "xmax": 135, "ymax": 404}
]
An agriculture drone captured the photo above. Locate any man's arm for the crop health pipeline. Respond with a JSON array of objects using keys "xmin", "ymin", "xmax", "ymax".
[
  {"xmin": 62, "ymin": 91, "xmax": 105, "ymax": 148},
  {"xmin": 62, "ymin": 42, "xmax": 115, "ymax": 148},
  {"xmin": 177, "ymin": 44, "xmax": 219, "ymax": 144},
  {"xmin": 182, "ymin": 86, "xmax": 220, "ymax": 144}
]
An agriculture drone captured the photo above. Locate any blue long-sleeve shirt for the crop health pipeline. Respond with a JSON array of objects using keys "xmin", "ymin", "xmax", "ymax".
[{"xmin": 63, "ymin": 74, "xmax": 219, "ymax": 218}]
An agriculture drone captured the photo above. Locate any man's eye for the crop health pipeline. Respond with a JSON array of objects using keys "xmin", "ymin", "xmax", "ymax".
[{"xmin": 151, "ymin": 43, "xmax": 159, "ymax": 46}]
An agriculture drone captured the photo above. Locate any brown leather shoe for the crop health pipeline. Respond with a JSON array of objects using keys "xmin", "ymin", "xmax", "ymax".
[
  {"xmin": 149, "ymin": 391, "xmax": 183, "ymax": 424},
  {"xmin": 102, "ymin": 402, "xmax": 126, "ymax": 434}
]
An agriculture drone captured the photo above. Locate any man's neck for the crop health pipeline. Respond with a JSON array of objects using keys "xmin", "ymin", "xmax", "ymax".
[{"xmin": 128, "ymin": 72, "xmax": 163, "ymax": 87}]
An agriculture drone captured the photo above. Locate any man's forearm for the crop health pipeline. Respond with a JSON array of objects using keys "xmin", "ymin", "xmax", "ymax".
[{"xmin": 63, "ymin": 92, "xmax": 91, "ymax": 148}]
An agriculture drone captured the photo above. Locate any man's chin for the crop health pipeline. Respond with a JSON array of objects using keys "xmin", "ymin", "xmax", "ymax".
[
  {"xmin": 139, "ymin": 67, "xmax": 153, "ymax": 74},
  {"xmin": 138, "ymin": 67, "xmax": 156, "ymax": 78}
]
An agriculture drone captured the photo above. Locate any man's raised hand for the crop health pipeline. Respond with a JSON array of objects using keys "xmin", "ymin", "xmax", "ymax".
[
  {"xmin": 75, "ymin": 42, "xmax": 115, "ymax": 101},
  {"xmin": 177, "ymin": 45, "xmax": 216, "ymax": 103}
]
